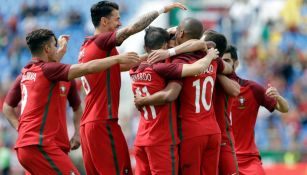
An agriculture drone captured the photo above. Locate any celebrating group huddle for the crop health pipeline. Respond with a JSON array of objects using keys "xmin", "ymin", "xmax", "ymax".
[{"xmin": 2, "ymin": 1, "xmax": 289, "ymax": 175}]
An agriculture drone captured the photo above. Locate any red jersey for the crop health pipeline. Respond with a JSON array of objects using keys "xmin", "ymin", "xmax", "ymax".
[
  {"xmin": 130, "ymin": 62, "xmax": 182, "ymax": 146},
  {"xmin": 213, "ymin": 76, "xmax": 235, "ymax": 142},
  {"xmin": 13, "ymin": 60, "xmax": 70, "ymax": 148},
  {"xmin": 171, "ymin": 52, "xmax": 224, "ymax": 140},
  {"xmin": 56, "ymin": 80, "xmax": 81, "ymax": 152},
  {"xmin": 78, "ymin": 32, "xmax": 120, "ymax": 125},
  {"xmin": 6, "ymin": 77, "xmax": 81, "ymax": 152},
  {"xmin": 231, "ymin": 74, "xmax": 276, "ymax": 156}
]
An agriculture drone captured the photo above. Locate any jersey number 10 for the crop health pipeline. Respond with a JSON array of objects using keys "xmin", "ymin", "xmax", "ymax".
[{"xmin": 192, "ymin": 76, "xmax": 214, "ymax": 113}]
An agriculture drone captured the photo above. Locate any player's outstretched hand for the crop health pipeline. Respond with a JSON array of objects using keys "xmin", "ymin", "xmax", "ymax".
[
  {"xmin": 265, "ymin": 84, "xmax": 280, "ymax": 100},
  {"xmin": 206, "ymin": 48, "xmax": 219, "ymax": 60},
  {"xmin": 163, "ymin": 2, "xmax": 187, "ymax": 13},
  {"xmin": 117, "ymin": 52, "xmax": 140, "ymax": 64},
  {"xmin": 147, "ymin": 49, "xmax": 169, "ymax": 64},
  {"xmin": 70, "ymin": 132, "xmax": 80, "ymax": 150}
]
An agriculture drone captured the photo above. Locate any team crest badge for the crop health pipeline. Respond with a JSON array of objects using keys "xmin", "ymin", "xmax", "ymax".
[
  {"xmin": 238, "ymin": 96, "xmax": 246, "ymax": 109},
  {"xmin": 60, "ymin": 85, "xmax": 66, "ymax": 96}
]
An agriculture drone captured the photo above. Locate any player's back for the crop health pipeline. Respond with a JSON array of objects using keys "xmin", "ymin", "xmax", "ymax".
[
  {"xmin": 231, "ymin": 77, "xmax": 276, "ymax": 156},
  {"xmin": 78, "ymin": 32, "xmax": 120, "ymax": 125},
  {"xmin": 130, "ymin": 63, "xmax": 179, "ymax": 146},
  {"xmin": 16, "ymin": 61, "xmax": 61, "ymax": 148},
  {"xmin": 171, "ymin": 52, "xmax": 221, "ymax": 140}
]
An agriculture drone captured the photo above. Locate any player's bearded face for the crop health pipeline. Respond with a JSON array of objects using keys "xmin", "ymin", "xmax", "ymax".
[{"xmin": 105, "ymin": 10, "xmax": 122, "ymax": 32}]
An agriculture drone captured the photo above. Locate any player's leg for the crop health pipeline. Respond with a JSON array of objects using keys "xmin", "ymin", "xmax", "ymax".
[
  {"xmin": 237, "ymin": 155, "xmax": 265, "ymax": 175},
  {"xmin": 86, "ymin": 121, "xmax": 132, "ymax": 175},
  {"xmin": 180, "ymin": 136, "xmax": 206, "ymax": 175},
  {"xmin": 16, "ymin": 145, "xmax": 80, "ymax": 175},
  {"xmin": 147, "ymin": 145, "xmax": 179, "ymax": 175},
  {"xmin": 202, "ymin": 133, "xmax": 221, "ymax": 175},
  {"xmin": 219, "ymin": 149, "xmax": 239, "ymax": 175},
  {"xmin": 80, "ymin": 124, "xmax": 99, "ymax": 175},
  {"xmin": 134, "ymin": 146, "xmax": 151, "ymax": 175}
]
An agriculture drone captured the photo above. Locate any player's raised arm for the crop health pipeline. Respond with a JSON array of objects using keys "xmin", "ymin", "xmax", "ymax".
[
  {"xmin": 265, "ymin": 84, "xmax": 289, "ymax": 113},
  {"xmin": 68, "ymin": 52, "xmax": 140, "ymax": 80},
  {"xmin": 115, "ymin": 2, "xmax": 187, "ymax": 46},
  {"xmin": 217, "ymin": 75, "xmax": 240, "ymax": 97},
  {"xmin": 120, "ymin": 53, "xmax": 148, "ymax": 72},
  {"xmin": 181, "ymin": 48, "xmax": 219, "ymax": 77},
  {"xmin": 54, "ymin": 35, "xmax": 69, "ymax": 62},
  {"xmin": 134, "ymin": 81, "xmax": 182, "ymax": 108},
  {"xmin": 147, "ymin": 39, "xmax": 214, "ymax": 64}
]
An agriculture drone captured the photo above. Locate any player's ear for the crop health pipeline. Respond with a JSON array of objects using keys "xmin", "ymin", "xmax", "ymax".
[
  {"xmin": 43, "ymin": 43, "xmax": 50, "ymax": 54},
  {"xmin": 100, "ymin": 17, "xmax": 108, "ymax": 27},
  {"xmin": 179, "ymin": 30, "xmax": 184, "ymax": 38}
]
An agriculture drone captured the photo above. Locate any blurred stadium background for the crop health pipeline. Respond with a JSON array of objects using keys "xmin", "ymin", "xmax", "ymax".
[{"xmin": 0, "ymin": 0, "xmax": 306, "ymax": 174}]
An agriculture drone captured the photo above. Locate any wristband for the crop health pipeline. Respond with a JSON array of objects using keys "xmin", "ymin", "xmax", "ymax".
[{"xmin": 168, "ymin": 48, "xmax": 176, "ymax": 57}]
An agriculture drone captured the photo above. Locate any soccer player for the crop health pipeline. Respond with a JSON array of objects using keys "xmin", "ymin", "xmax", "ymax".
[
  {"xmin": 135, "ymin": 18, "xmax": 233, "ymax": 175},
  {"xmin": 78, "ymin": 1, "xmax": 187, "ymax": 175},
  {"xmin": 4, "ymin": 77, "xmax": 82, "ymax": 154},
  {"xmin": 225, "ymin": 45, "xmax": 289, "ymax": 175},
  {"xmin": 213, "ymin": 45, "xmax": 241, "ymax": 175},
  {"xmin": 2, "ymin": 28, "xmax": 139, "ymax": 174},
  {"xmin": 173, "ymin": 20, "xmax": 233, "ymax": 175},
  {"xmin": 131, "ymin": 26, "xmax": 219, "ymax": 175}
]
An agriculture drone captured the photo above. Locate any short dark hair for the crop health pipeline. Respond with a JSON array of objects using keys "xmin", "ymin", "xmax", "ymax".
[
  {"xmin": 26, "ymin": 29, "xmax": 57, "ymax": 54},
  {"xmin": 203, "ymin": 31, "xmax": 227, "ymax": 57},
  {"xmin": 182, "ymin": 18, "xmax": 204, "ymax": 39},
  {"xmin": 144, "ymin": 26, "xmax": 170, "ymax": 51},
  {"xmin": 225, "ymin": 45, "xmax": 238, "ymax": 61},
  {"xmin": 91, "ymin": 1, "xmax": 119, "ymax": 28}
]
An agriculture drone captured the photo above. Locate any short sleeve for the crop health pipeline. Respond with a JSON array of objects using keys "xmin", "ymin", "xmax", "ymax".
[
  {"xmin": 152, "ymin": 63, "xmax": 183, "ymax": 80},
  {"xmin": 67, "ymin": 80, "xmax": 81, "ymax": 111},
  {"xmin": 252, "ymin": 82, "xmax": 277, "ymax": 112},
  {"xmin": 41, "ymin": 62, "xmax": 71, "ymax": 82},
  {"xmin": 5, "ymin": 75, "xmax": 22, "ymax": 107},
  {"xmin": 94, "ymin": 32, "xmax": 116, "ymax": 51},
  {"xmin": 216, "ymin": 58, "xmax": 225, "ymax": 73}
]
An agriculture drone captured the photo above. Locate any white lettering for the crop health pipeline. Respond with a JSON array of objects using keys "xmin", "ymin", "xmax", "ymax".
[
  {"xmin": 22, "ymin": 72, "xmax": 36, "ymax": 82},
  {"xmin": 131, "ymin": 73, "xmax": 152, "ymax": 82}
]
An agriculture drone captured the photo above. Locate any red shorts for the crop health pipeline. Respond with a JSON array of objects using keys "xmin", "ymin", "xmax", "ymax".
[
  {"xmin": 237, "ymin": 154, "xmax": 265, "ymax": 175},
  {"xmin": 180, "ymin": 134, "xmax": 221, "ymax": 175},
  {"xmin": 134, "ymin": 145, "xmax": 179, "ymax": 175},
  {"xmin": 16, "ymin": 145, "xmax": 79, "ymax": 175},
  {"xmin": 218, "ymin": 138, "xmax": 239, "ymax": 175},
  {"xmin": 80, "ymin": 120, "xmax": 132, "ymax": 175}
]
